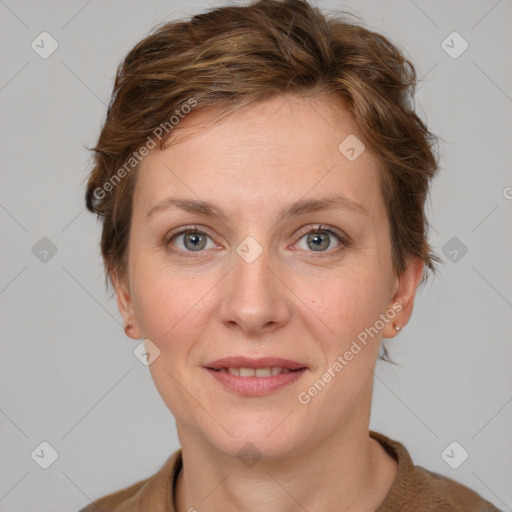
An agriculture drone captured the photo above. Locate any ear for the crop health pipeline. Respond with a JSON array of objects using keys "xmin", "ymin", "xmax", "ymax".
[
  {"xmin": 383, "ymin": 257, "xmax": 424, "ymax": 338},
  {"xmin": 110, "ymin": 268, "xmax": 142, "ymax": 340}
]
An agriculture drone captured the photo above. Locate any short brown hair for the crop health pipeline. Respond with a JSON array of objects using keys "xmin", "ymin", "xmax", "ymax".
[{"xmin": 86, "ymin": 0, "xmax": 441, "ymax": 300}]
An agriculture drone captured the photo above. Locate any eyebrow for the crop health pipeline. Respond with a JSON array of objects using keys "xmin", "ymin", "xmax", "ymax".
[{"xmin": 145, "ymin": 194, "xmax": 367, "ymax": 221}]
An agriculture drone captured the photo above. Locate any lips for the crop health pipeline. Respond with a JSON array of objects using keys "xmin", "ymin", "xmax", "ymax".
[
  {"xmin": 205, "ymin": 363, "xmax": 307, "ymax": 396},
  {"xmin": 204, "ymin": 356, "xmax": 307, "ymax": 371}
]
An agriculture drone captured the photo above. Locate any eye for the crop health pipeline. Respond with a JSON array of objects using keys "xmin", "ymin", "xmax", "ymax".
[
  {"xmin": 166, "ymin": 224, "xmax": 349, "ymax": 257},
  {"xmin": 167, "ymin": 227, "xmax": 216, "ymax": 253},
  {"xmin": 294, "ymin": 225, "xmax": 348, "ymax": 254}
]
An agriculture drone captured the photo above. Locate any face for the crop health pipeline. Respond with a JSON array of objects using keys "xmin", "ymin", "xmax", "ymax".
[{"xmin": 114, "ymin": 93, "xmax": 422, "ymax": 459}]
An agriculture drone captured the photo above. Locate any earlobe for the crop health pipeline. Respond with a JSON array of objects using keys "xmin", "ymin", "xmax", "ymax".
[
  {"xmin": 382, "ymin": 305, "xmax": 402, "ymax": 338},
  {"xmin": 385, "ymin": 258, "xmax": 424, "ymax": 338}
]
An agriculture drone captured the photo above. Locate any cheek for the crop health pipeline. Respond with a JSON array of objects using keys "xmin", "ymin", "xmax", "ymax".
[
  {"xmin": 312, "ymin": 281, "xmax": 385, "ymax": 395},
  {"xmin": 131, "ymin": 267, "xmax": 212, "ymax": 417},
  {"xmin": 131, "ymin": 261, "xmax": 218, "ymax": 348},
  {"xmin": 131, "ymin": 263, "xmax": 181, "ymax": 339},
  {"xmin": 321, "ymin": 273, "xmax": 386, "ymax": 328},
  {"xmin": 315, "ymin": 272, "xmax": 389, "ymax": 360}
]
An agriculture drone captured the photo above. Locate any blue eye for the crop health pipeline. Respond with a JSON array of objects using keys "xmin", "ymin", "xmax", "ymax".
[
  {"xmin": 295, "ymin": 226, "xmax": 348, "ymax": 254},
  {"xmin": 169, "ymin": 228, "xmax": 215, "ymax": 252},
  {"xmin": 166, "ymin": 224, "xmax": 349, "ymax": 257}
]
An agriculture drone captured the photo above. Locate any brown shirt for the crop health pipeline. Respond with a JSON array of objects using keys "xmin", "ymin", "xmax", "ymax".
[{"xmin": 79, "ymin": 430, "xmax": 502, "ymax": 511}]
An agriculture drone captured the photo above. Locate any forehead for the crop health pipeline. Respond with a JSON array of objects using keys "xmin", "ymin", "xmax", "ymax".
[{"xmin": 133, "ymin": 93, "xmax": 384, "ymax": 219}]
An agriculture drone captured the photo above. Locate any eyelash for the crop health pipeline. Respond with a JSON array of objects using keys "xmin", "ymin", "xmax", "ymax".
[{"xmin": 165, "ymin": 224, "xmax": 351, "ymax": 258}]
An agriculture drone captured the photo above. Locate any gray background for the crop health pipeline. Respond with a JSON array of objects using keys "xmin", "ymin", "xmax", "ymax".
[{"xmin": 1, "ymin": 0, "xmax": 511, "ymax": 510}]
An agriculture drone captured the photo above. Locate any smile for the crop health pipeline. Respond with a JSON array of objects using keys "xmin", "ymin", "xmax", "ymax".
[
  {"xmin": 205, "ymin": 367, "xmax": 307, "ymax": 396},
  {"xmin": 215, "ymin": 367, "xmax": 299, "ymax": 377}
]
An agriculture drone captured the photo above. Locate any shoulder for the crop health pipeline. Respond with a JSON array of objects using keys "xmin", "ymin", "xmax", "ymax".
[
  {"xmin": 408, "ymin": 464, "xmax": 502, "ymax": 511},
  {"xmin": 77, "ymin": 449, "xmax": 182, "ymax": 512},
  {"xmin": 77, "ymin": 478, "xmax": 149, "ymax": 512},
  {"xmin": 370, "ymin": 431, "xmax": 502, "ymax": 512}
]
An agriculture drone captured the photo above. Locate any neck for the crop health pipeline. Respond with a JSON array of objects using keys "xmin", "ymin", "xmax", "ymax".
[{"xmin": 174, "ymin": 423, "xmax": 397, "ymax": 512}]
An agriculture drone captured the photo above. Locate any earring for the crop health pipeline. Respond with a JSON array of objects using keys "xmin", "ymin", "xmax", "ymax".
[
  {"xmin": 393, "ymin": 323, "xmax": 401, "ymax": 332},
  {"xmin": 124, "ymin": 322, "xmax": 133, "ymax": 333}
]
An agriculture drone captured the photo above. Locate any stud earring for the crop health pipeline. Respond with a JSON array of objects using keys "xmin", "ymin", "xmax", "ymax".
[{"xmin": 393, "ymin": 323, "xmax": 401, "ymax": 332}]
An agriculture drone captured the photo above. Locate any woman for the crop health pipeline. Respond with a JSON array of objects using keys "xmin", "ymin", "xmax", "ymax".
[{"xmin": 81, "ymin": 0, "xmax": 501, "ymax": 510}]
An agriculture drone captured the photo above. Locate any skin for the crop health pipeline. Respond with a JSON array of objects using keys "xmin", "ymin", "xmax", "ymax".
[{"xmin": 112, "ymin": 93, "xmax": 424, "ymax": 512}]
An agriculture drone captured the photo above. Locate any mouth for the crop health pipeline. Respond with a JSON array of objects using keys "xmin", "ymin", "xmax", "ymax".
[
  {"xmin": 207, "ymin": 367, "xmax": 305, "ymax": 377},
  {"xmin": 203, "ymin": 356, "xmax": 308, "ymax": 396},
  {"xmin": 204, "ymin": 356, "xmax": 308, "ymax": 374}
]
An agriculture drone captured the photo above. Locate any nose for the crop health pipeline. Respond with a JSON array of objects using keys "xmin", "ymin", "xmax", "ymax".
[{"xmin": 219, "ymin": 246, "xmax": 292, "ymax": 336}]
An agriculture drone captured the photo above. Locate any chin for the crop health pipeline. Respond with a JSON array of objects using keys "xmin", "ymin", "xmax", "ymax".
[{"xmin": 205, "ymin": 415, "xmax": 305, "ymax": 461}]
